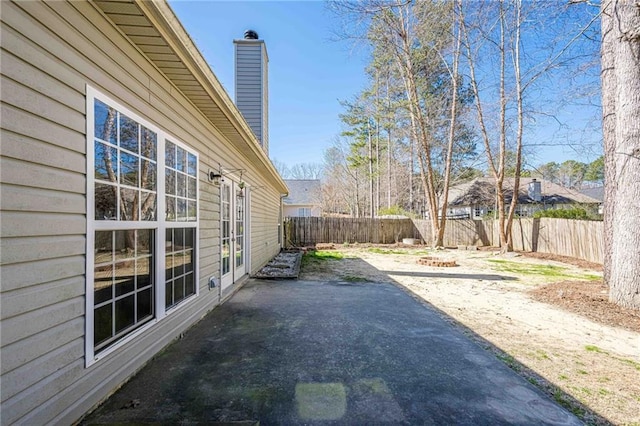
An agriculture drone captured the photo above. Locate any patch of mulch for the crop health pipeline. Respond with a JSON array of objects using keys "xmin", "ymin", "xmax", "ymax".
[
  {"xmin": 530, "ymin": 279, "xmax": 640, "ymax": 333},
  {"xmin": 520, "ymin": 251, "xmax": 603, "ymax": 271},
  {"xmin": 315, "ymin": 243, "xmax": 336, "ymax": 250}
]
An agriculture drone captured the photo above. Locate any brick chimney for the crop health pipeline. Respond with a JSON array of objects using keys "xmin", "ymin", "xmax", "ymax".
[{"xmin": 234, "ymin": 30, "xmax": 269, "ymax": 154}]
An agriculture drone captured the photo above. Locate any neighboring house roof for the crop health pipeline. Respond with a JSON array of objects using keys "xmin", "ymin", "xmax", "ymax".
[
  {"xmin": 93, "ymin": 0, "xmax": 287, "ymax": 195},
  {"xmin": 283, "ymin": 179, "xmax": 321, "ymax": 205},
  {"xmin": 580, "ymin": 186, "xmax": 604, "ymax": 202},
  {"xmin": 446, "ymin": 177, "xmax": 600, "ymax": 207}
]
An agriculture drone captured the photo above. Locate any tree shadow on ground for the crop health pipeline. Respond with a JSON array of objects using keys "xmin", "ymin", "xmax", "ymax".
[
  {"xmin": 378, "ymin": 270, "xmax": 517, "ymax": 281},
  {"xmin": 300, "ymin": 254, "xmax": 612, "ymax": 426}
]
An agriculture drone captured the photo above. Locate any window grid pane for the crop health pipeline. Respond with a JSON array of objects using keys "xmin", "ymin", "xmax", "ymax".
[
  {"xmin": 235, "ymin": 193, "xmax": 244, "ymax": 268},
  {"xmin": 165, "ymin": 227, "xmax": 196, "ymax": 309},
  {"xmin": 221, "ymin": 184, "xmax": 231, "ymax": 275},
  {"xmin": 94, "ymin": 104, "xmax": 157, "ymax": 222},
  {"xmin": 165, "ymin": 140, "xmax": 197, "ymax": 222},
  {"xmin": 94, "ymin": 229, "xmax": 154, "ymax": 352}
]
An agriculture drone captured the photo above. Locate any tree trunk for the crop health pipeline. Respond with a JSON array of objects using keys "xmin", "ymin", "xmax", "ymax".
[
  {"xmin": 387, "ymin": 127, "xmax": 392, "ymax": 209},
  {"xmin": 602, "ymin": 0, "xmax": 640, "ymax": 309},
  {"xmin": 354, "ymin": 169, "xmax": 360, "ymax": 217},
  {"xmin": 600, "ymin": 0, "xmax": 616, "ymax": 287},
  {"xmin": 497, "ymin": 1, "xmax": 510, "ymax": 252},
  {"xmin": 436, "ymin": 0, "xmax": 463, "ymax": 248},
  {"xmin": 368, "ymin": 120, "xmax": 374, "ymax": 218},
  {"xmin": 375, "ymin": 72, "xmax": 381, "ymax": 216},
  {"xmin": 386, "ymin": 79, "xmax": 392, "ymax": 209},
  {"xmin": 375, "ymin": 121, "xmax": 380, "ymax": 216},
  {"xmin": 504, "ymin": 0, "xmax": 524, "ymax": 253},
  {"xmin": 461, "ymin": 1, "xmax": 510, "ymax": 252},
  {"xmin": 409, "ymin": 136, "xmax": 414, "ymax": 213}
]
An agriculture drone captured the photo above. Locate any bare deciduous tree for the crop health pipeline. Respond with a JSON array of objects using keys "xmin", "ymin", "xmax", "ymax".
[
  {"xmin": 272, "ymin": 159, "xmax": 323, "ymax": 180},
  {"xmin": 289, "ymin": 163, "xmax": 324, "ymax": 180},
  {"xmin": 460, "ymin": 0, "xmax": 600, "ymax": 252},
  {"xmin": 331, "ymin": 0, "xmax": 470, "ymax": 245}
]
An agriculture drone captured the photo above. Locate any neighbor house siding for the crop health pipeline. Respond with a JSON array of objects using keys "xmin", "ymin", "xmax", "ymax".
[
  {"xmin": 0, "ymin": 1, "xmax": 283, "ymax": 424},
  {"xmin": 283, "ymin": 205, "xmax": 322, "ymax": 217}
]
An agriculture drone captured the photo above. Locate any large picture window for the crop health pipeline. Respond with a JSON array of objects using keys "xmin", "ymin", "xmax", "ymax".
[{"xmin": 87, "ymin": 88, "xmax": 198, "ymax": 363}]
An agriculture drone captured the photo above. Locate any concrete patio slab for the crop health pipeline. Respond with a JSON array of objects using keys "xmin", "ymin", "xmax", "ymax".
[{"xmin": 82, "ymin": 279, "xmax": 582, "ymax": 425}]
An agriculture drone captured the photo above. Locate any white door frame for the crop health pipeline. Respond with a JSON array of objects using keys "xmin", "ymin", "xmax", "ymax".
[
  {"xmin": 233, "ymin": 184, "xmax": 247, "ymax": 279},
  {"xmin": 220, "ymin": 179, "xmax": 249, "ymax": 291},
  {"xmin": 221, "ymin": 181, "xmax": 233, "ymax": 291}
]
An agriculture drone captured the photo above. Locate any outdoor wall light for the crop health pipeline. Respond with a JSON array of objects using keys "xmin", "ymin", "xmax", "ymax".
[{"xmin": 208, "ymin": 170, "xmax": 223, "ymax": 185}]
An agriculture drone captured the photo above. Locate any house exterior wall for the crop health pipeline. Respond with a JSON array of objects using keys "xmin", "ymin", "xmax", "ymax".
[
  {"xmin": 234, "ymin": 40, "xmax": 268, "ymax": 154},
  {"xmin": 249, "ymin": 185, "xmax": 283, "ymax": 274},
  {"xmin": 446, "ymin": 206, "xmax": 473, "ymax": 219},
  {"xmin": 284, "ymin": 205, "xmax": 322, "ymax": 217},
  {"xmin": 0, "ymin": 1, "xmax": 282, "ymax": 424}
]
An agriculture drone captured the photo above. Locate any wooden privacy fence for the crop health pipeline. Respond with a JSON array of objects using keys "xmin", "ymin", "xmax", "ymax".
[
  {"xmin": 284, "ymin": 217, "xmax": 603, "ymax": 263},
  {"xmin": 284, "ymin": 217, "xmax": 415, "ymax": 246},
  {"xmin": 412, "ymin": 219, "xmax": 495, "ymax": 248},
  {"xmin": 508, "ymin": 218, "xmax": 603, "ymax": 263}
]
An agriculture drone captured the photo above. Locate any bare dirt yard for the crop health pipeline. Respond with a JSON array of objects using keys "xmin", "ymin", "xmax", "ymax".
[{"xmin": 299, "ymin": 245, "xmax": 640, "ymax": 426}]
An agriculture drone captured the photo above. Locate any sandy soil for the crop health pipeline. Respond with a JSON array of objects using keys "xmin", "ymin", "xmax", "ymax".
[{"xmin": 299, "ymin": 246, "xmax": 640, "ymax": 426}]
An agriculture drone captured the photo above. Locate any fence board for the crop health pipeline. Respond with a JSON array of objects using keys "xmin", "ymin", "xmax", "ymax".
[{"xmin": 284, "ymin": 217, "xmax": 603, "ymax": 263}]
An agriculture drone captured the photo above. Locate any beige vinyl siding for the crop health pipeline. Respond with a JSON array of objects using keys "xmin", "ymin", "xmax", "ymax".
[
  {"xmin": 0, "ymin": 1, "xmax": 282, "ymax": 424},
  {"xmin": 1, "ymin": 5, "xmax": 89, "ymax": 422},
  {"xmin": 249, "ymin": 186, "xmax": 283, "ymax": 273}
]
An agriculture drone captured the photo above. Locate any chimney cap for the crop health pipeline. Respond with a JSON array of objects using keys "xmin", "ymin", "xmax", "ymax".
[{"xmin": 244, "ymin": 29, "xmax": 259, "ymax": 40}]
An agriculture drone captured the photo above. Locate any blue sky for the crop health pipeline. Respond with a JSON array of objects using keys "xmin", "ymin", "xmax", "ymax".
[
  {"xmin": 169, "ymin": 0, "xmax": 368, "ymax": 168},
  {"xmin": 169, "ymin": 1, "xmax": 603, "ymax": 169}
]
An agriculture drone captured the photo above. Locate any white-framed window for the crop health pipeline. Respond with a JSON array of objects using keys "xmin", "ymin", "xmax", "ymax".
[
  {"xmin": 164, "ymin": 140, "xmax": 198, "ymax": 309},
  {"xmin": 86, "ymin": 87, "xmax": 198, "ymax": 365},
  {"xmin": 298, "ymin": 207, "xmax": 311, "ymax": 217}
]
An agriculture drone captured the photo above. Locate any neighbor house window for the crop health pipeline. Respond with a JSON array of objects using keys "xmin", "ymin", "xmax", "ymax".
[
  {"xmin": 87, "ymin": 88, "xmax": 198, "ymax": 363},
  {"xmin": 298, "ymin": 207, "xmax": 311, "ymax": 217}
]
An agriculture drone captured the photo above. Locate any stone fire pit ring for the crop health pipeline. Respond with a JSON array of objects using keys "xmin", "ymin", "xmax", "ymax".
[{"xmin": 416, "ymin": 256, "xmax": 458, "ymax": 267}]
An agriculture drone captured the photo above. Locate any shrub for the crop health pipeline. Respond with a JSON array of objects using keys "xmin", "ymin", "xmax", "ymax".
[
  {"xmin": 533, "ymin": 207, "xmax": 598, "ymax": 220},
  {"xmin": 377, "ymin": 205, "xmax": 417, "ymax": 218}
]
